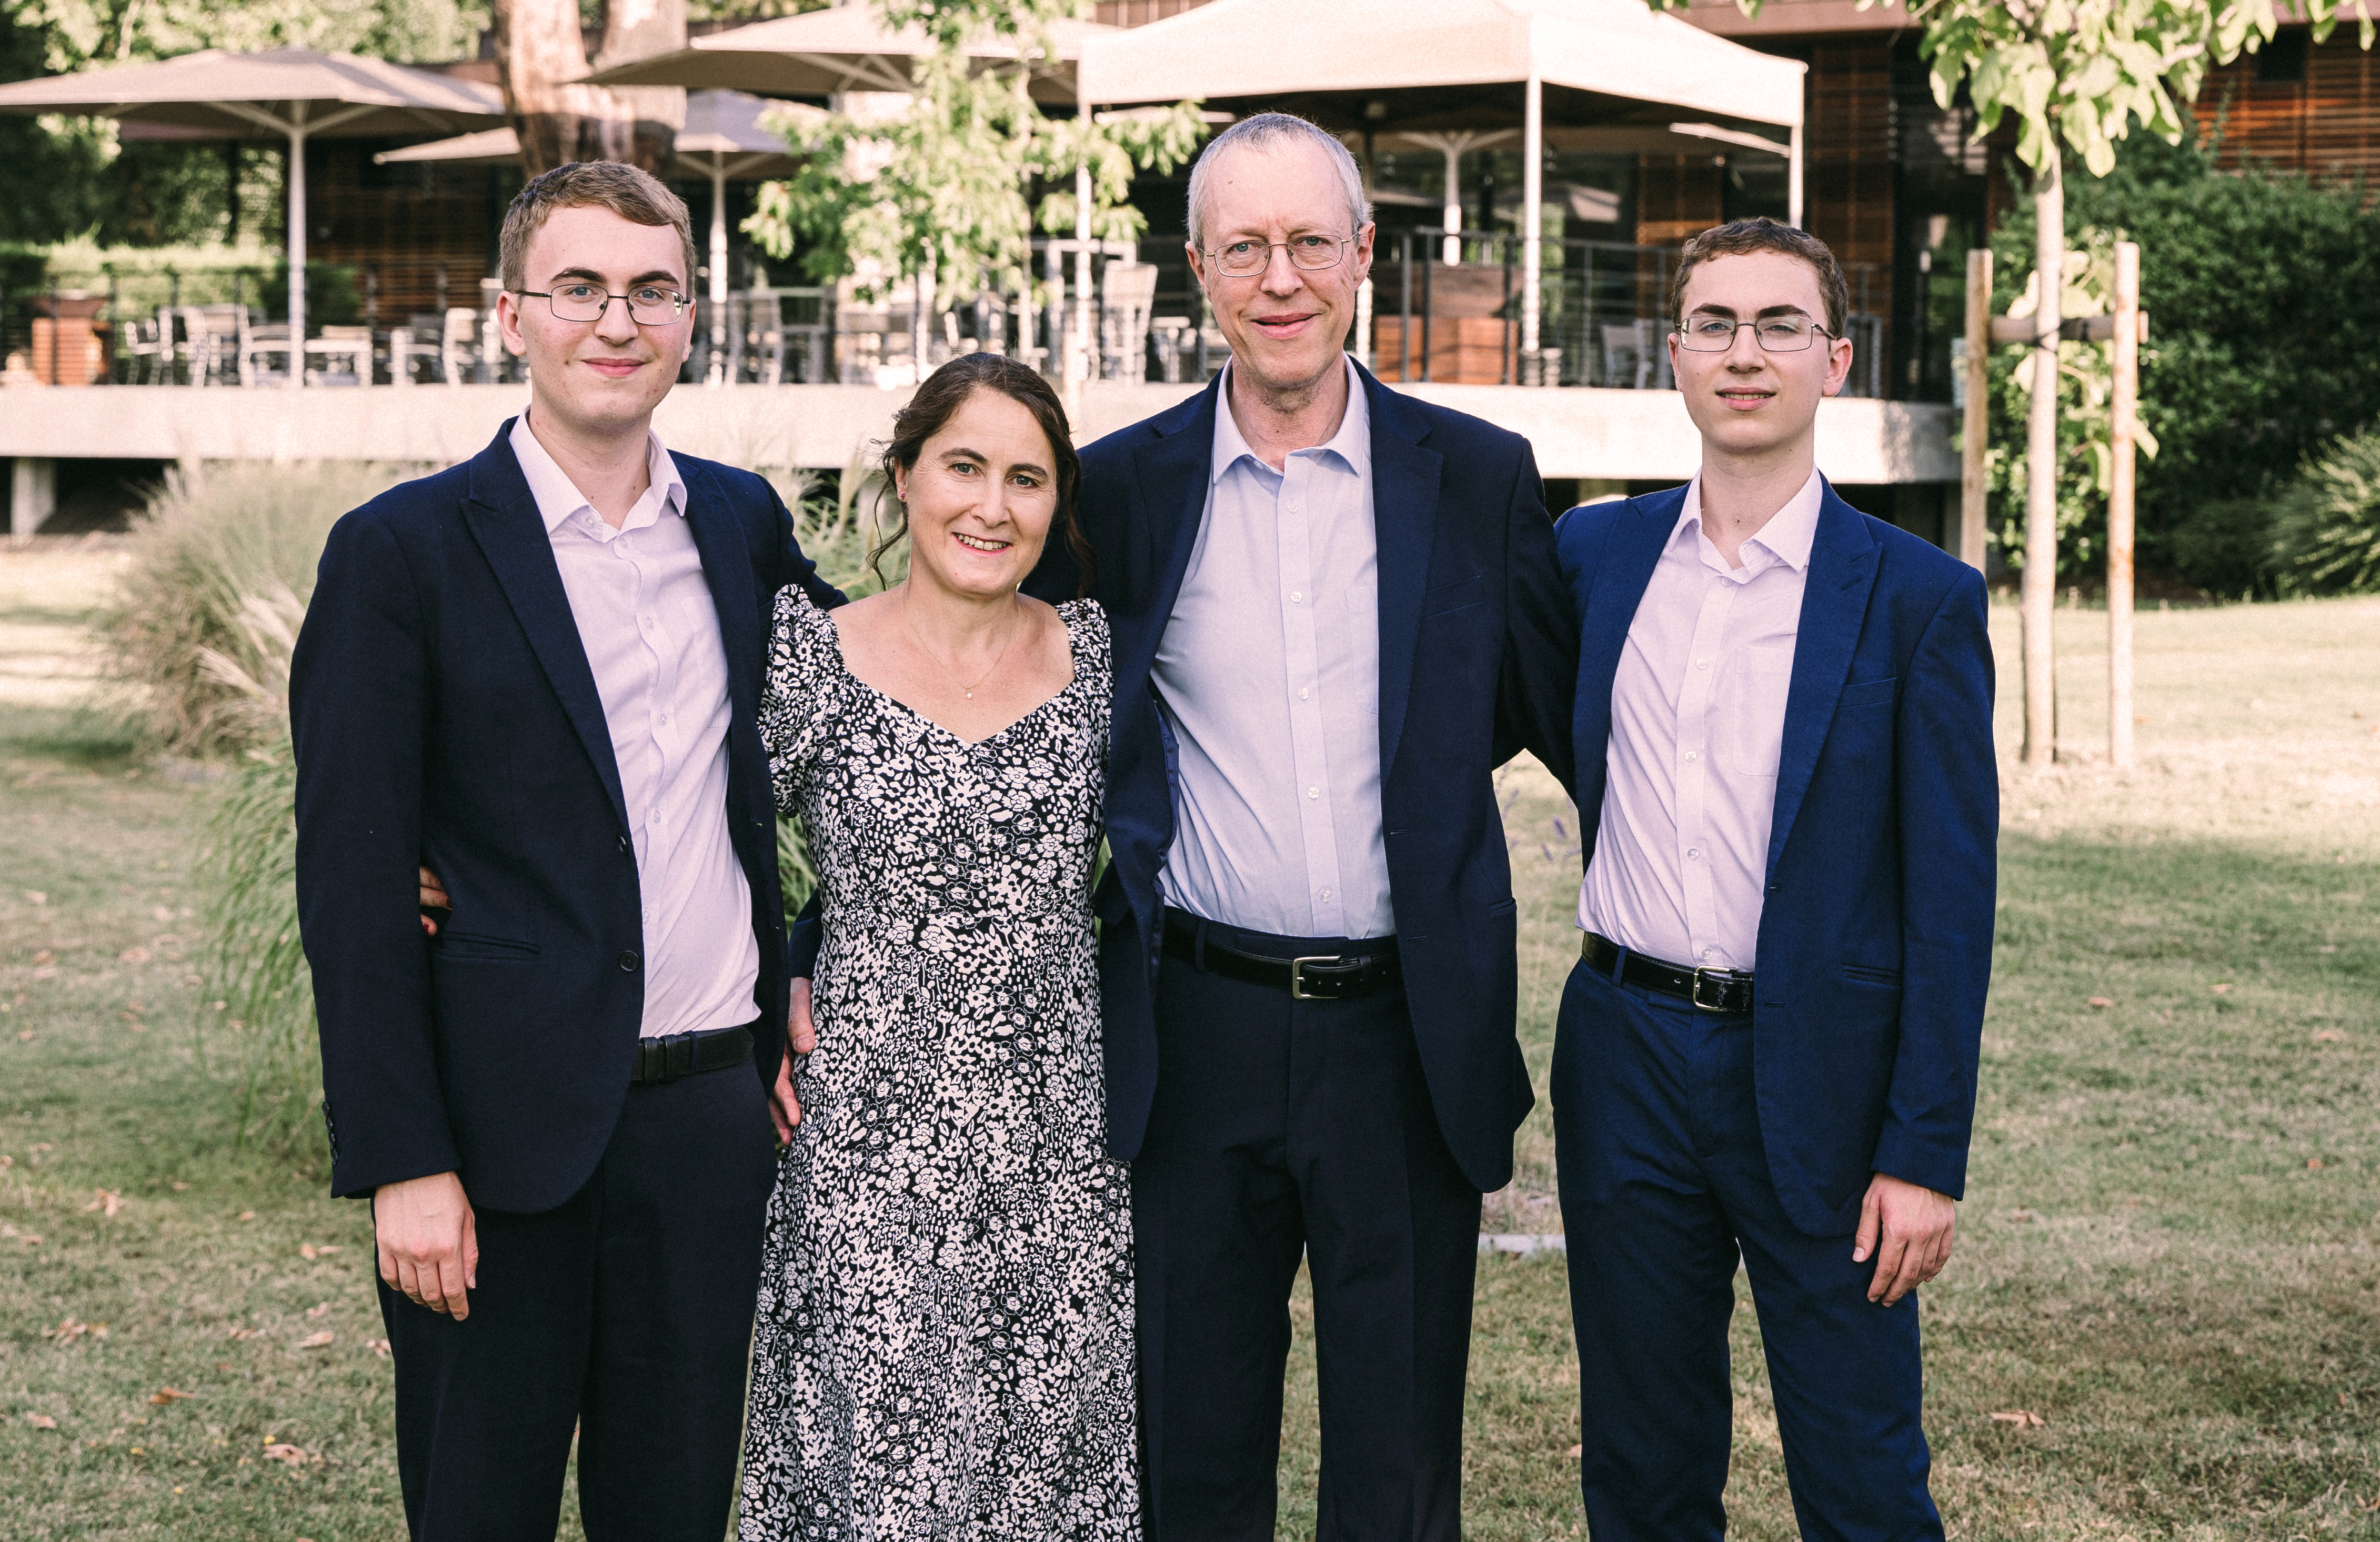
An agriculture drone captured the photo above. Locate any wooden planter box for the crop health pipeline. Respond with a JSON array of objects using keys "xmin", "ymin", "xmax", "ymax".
[{"xmin": 1372, "ymin": 316, "xmax": 1512, "ymax": 385}]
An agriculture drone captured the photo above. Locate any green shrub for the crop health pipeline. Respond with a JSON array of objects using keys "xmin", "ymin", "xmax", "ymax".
[
  {"xmin": 1987, "ymin": 121, "xmax": 2380, "ymax": 585},
  {"xmin": 2272, "ymin": 428, "xmax": 2380, "ymax": 596},
  {"xmin": 96, "ymin": 460, "xmax": 412, "ymax": 757},
  {"xmin": 2164, "ymin": 497, "xmax": 2276, "ymax": 600}
]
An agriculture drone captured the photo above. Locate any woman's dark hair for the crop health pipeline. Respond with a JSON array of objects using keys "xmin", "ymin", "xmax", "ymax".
[{"xmin": 870, "ymin": 353, "xmax": 1096, "ymax": 596}]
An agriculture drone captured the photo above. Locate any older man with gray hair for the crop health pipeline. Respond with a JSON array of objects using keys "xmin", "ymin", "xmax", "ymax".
[{"xmin": 1023, "ymin": 112, "xmax": 1579, "ymax": 1540}]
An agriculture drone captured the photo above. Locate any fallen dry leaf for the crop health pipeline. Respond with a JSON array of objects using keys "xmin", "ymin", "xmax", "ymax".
[
  {"xmin": 1989, "ymin": 1409, "xmax": 2046, "ymax": 1428},
  {"xmin": 118, "ymin": 947, "xmax": 150, "ymax": 965},
  {"xmin": 1564, "ymin": 1443, "xmax": 1583, "ymax": 1457},
  {"xmin": 305, "ymin": 1303, "xmax": 331, "ymax": 1319},
  {"xmin": 28, "ymin": 1143, "xmax": 52, "ymax": 1153},
  {"xmin": 30, "ymin": 950, "xmax": 53, "ymax": 966},
  {"xmin": 297, "ymin": 1331, "xmax": 335, "ymax": 1349},
  {"xmin": 2313, "ymin": 1029, "xmax": 2344, "ymax": 1043},
  {"xmin": 24, "ymin": 891, "xmax": 45, "ymax": 906},
  {"xmin": 2086, "ymin": 997, "xmax": 2113, "ymax": 1009},
  {"xmin": 43, "ymin": 1318, "xmax": 87, "ymax": 1345},
  {"xmin": 0, "ymin": 1155, "xmax": 11, "ymax": 1169},
  {"xmin": 170, "ymin": 1180, "xmax": 188, "ymax": 1191},
  {"xmin": 2212, "ymin": 983, "xmax": 2233, "ymax": 995},
  {"xmin": 26, "ymin": 1414, "xmax": 56, "ymax": 1430},
  {"xmin": 299, "ymin": 1244, "xmax": 315, "ymax": 1260},
  {"xmin": 2, "ymin": 1224, "xmax": 43, "ymax": 1246},
  {"xmin": 262, "ymin": 1441, "xmax": 311, "ymax": 1466},
  {"xmin": 12, "ymin": 1031, "xmax": 28, "ymax": 1042},
  {"xmin": 152, "ymin": 907, "xmax": 173, "ymax": 923},
  {"xmin": 82, "ymin": 1189, "xmax": 123, "ymax": 1218},
  {"xmin": 2308, "ymin": 1159, "xmax": 2326, "ymax": 1170},
  {"xmin": 236, "ymin": 1211, "xmax": 255, "ymax": 1221},
  {"xmin": 148, "ymin": 1388, "xmax": 197, "ymax": 1406},
  {"xmin": 367, "ymin": 1339, "xmax": 391, "ymax": 1358},
  {"xmin": 224, "ymin": 1326, "xmax": 260, "ymax": 1340}
]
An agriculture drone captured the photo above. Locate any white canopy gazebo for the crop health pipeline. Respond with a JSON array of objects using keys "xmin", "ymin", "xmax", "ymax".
[
  {"xmin": 0, "ymin": 48, "xmax": 506, "ymax": 363},
  {"xmin": 378, "ymin": 90, "xmax": 824, "ymax": 383},
  {"xmin": 1076, "ymin": 0, "xmax": 1808, "ymax": 371}
]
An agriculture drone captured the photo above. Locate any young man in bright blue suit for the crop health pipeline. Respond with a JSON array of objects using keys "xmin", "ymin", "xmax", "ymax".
[
  {"xmin": 1551, "ymin": 219, "xmax": 1997, "ymax": 1540},
  {"xmin": 1019, "ymin": 114, "xmax": 1578, "ymax": 1539},
  {"xmin": 292, "ymin": 163, "xmax": 836, "ymax": 1540}
]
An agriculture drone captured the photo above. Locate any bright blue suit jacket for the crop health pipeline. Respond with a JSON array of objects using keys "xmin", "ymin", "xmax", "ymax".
[
  {"xmin": 1554, "ymin": 479, "xmax": 1998, "ymax": 1234},
  {"xmin": 1027, "ymin": 364, "xmax": 1581, "ymax": 1194},
  {"xmin": 290, "ymin": 423, "xmax": 841, "ymax": 1211}
]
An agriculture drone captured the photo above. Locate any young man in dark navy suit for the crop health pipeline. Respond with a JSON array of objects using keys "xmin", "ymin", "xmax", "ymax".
[
  {"xmin": 1551, "ymin": 219, "xmax": 1997, "ymax": 1540},
  {"xmin": 291, "ymin": 162, "xmax": 835, "ymax": 1541}
]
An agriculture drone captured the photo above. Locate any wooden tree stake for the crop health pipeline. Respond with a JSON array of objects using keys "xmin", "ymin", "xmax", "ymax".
[
  {"xmin": 1960, "ymin": 248, "xmax": 1992, "ymax": 572},
  {"xmin": 2107, "ymin": 239, "xmax": 2141, "ymax": 772}
]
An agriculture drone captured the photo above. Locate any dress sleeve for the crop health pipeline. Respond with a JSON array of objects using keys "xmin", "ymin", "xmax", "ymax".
[{"xmin": 759, "ymin": 586, "xmax": 829, "ymax": 814}]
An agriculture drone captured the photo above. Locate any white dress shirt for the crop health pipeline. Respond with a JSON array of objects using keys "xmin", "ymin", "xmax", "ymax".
[
  {"xmin": 510, "ymin": 415, "xmax": 759, "ymax": 1038},
  {"xmin": 1577, "ymin": 468, "xmax": 1823, "ymax": 971},
  {"xmin": 1154, "ymin": 356, "xmax": 1393, "ymax": 940}
]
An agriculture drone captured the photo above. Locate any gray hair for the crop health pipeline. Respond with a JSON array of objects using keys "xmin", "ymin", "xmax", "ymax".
[{"xmin": 1186, "ymin": 112, "xmax": 1371, "ymax": 253}]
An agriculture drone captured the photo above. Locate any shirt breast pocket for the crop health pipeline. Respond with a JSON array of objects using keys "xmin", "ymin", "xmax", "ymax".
[{"xmin": 1723, "ymin": 642, "xmax": 1795, "ymax": 779}]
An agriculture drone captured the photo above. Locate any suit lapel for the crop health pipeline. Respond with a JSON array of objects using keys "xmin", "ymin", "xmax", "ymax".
[
  {"xmin": 1365, "ymin": 371, "xmax": 1444, "ymax": 770},
  {"xmin": 1575, "ymin": 490, "xmax": 1682, "ymax": 786},
  {"xmin": 679, "ymin": 460, "xmax": 761, "ymax": 733},
  {"xmin": 1112, "ymin": 383, "xmax": 1218, "ymax": 698},
  {"xmin": 461, "ymin": 423, "xmax": 632, "ymax": 840},
  {"xmin": 1765, "ymin": 481, "xmax": 1880, "ymax": 877}
]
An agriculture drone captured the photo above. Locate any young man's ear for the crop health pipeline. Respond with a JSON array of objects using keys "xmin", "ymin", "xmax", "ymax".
[
  {"xmin": 1822, "ymin": 332, "xmax": 1854, "ymax": 398},
  {"xmin": 495, "ymin": 289, "xmax": 528, "ymax": 359}
]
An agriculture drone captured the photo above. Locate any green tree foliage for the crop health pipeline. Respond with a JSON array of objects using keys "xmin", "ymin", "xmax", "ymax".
[
  {"xmin": 1990, "ymin": 124, "xmax": 2380, "ymax": 586},
  {"xmin": 743, "ymin": 0, "xmax": 1203, "ymax": 306}
]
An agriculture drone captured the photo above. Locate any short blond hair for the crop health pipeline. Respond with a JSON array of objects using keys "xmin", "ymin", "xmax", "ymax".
[{"xmin": 498, "ymin": 161, "xmax": 698, "ymax": 294}]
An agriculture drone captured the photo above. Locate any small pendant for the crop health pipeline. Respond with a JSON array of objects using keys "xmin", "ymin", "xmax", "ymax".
[{"xmin": 965, "ymin": 690, "xmax": 973, "ymax": 698}]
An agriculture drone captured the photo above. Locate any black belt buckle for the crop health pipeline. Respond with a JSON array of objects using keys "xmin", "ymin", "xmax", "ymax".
[
  {"xmin": 1289, "ymin": 955, "xmax": 1345, "ymax": 1001},
  {"xmin": 1690, "ymin": 966, "xmax": 1746, "ymax": 1013}
]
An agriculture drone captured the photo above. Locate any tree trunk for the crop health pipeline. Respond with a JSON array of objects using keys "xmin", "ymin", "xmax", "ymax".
[
  {"xmin": 2021, "ymin": 142, "xmax": 2063, "ymax": 769},
  {"xmin": 491, "ymin": 0, "xmax": 685, "ymax": 179},
  {"xmin": 591, "ymin": 0, "xmax": 688, "ymax": 177}
]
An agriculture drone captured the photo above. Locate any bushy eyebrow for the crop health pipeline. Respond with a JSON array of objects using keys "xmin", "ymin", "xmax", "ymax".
[{"xmin": 547, "ymin": 266, "xmax": 685, "ymax": 289}]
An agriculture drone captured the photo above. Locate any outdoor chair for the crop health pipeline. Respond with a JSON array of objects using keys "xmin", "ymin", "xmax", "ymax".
[
  {"xmin": 118, "ymin": 311, "xmax": 171, "ymax": 384},
  {"xmin": 179, "ymin": 305, "xmax": 243, "ymax": 387},
  {"xmin": 388, "ymin": 314, "xmax": 446, "ymax": 386},
  {"xmin": 437, "ymin": 307, "xmax": 480, "ymax": 386},
  {"xmin": 1150, "ymin": 317, "xmax": 1193, "ymax": 384},
  {"xmin": 1601, "ymin": 321, "xmax": 1656, "ymax": 389},
  {"xmin": 238, "ymin": 311, "xmax": 296, "ymax": 387},
  {"xmin": 306, "ymin": 324, "xmax": 375, "ymax": 387},
  {"xmin": 1099, "ymin": 262, "xmax": 1159, "ymax": 383}
]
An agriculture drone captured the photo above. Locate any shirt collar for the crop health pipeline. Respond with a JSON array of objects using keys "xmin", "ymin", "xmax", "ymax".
[
  {"xmin": 1211, "ymin": 355, "xmax": 1371, "ymax": 485},
  {"xmin": 510, "ymin": 412, "xmax": 687, "ymax": 536},
  {"xmin": 1675, "ymin": 466, "xmax": 1825, "ymax": 573}
]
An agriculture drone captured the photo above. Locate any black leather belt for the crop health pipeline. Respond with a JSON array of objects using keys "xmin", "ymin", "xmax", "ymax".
[
  {"xmin": 1582, "ymin": 932, "xmax": 1756, "ymax": 1015},
  {"xmin": 630, "ymin": 1023, "xmax": 755, "ymax": 1086},
  {"xmin": 1163, "ymin": 910, "xmax": 1402, "ymax": 1002}
]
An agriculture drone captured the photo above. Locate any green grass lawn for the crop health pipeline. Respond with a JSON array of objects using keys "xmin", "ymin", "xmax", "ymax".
[{"xmin": 2, "ymin": 565, "xmax": 2375, "ymax": 1538}]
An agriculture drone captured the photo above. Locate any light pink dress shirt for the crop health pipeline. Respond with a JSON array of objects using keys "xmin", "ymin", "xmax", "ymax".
[
  {"xmin": 1576, "ymin": 468, "xmax": 1824, "ymax": 972},
  {"xmin": 510, "ymin": 415, "xmax": 759, "ymax": 1038}
]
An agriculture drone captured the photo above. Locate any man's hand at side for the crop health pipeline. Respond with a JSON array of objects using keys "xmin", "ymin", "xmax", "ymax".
[
  {"xmin": 375, "ymin": 1171, "xmax": 478, "ymax": 1319},
  {"xmin": 417, "ymin": 866, "xmax": 450, "ymax": 937},
  {"xmin": 1852, "ymin": 1172, "xmax": 1955, "ymax": 1307},
  {"xmin": 768, "ymin": 978, "xmax": 818, "ymax": 1144}
]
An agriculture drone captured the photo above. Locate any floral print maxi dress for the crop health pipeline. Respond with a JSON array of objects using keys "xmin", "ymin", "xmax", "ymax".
[{"xmin": 739, "ymin": 590, "xmax": 1137, "ymax": 1542}]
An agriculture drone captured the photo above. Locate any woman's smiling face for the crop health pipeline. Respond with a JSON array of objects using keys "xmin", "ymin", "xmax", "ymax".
[{"xmin": 893, "ymin": 387, "xmax": 1061, "ymax": 602}]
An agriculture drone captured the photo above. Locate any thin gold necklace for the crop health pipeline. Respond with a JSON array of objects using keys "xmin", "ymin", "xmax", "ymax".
[{"xmin": 900, "ymin": 583, "xmax": 1024, "ymax": 700}]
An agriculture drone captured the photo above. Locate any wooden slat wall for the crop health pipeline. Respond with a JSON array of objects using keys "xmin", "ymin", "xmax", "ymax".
[
  {"xmin": 2193, "ymin": 29, "xmax": 2380, "ymax": 182},
  {"xmin": 1804, "ymin": 38, "xmax": 1894, "ymax": 350},
  {"xmin": 1635, "ymin": 155, "xmax": 1725, "ymax": 248},
  {"xmin": 308, "ymin": 143, "xmax": 511, "ymax": 326},
  {"xmin": 1093, "ymin": 0, "xmax": 1211, "ymax": 26}
]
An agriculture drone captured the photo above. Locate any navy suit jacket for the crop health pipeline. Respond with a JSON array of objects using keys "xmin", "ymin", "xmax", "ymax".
[
  {"xmin": 1026, "ymin": 364, "xmax": 1580, "ymax": 1194},
  {"xmin": 1555, "ymin": 479, "xmax": 1997, "ymax": 1234},
  {"xmin": 291, "ymin": 422, "xmax": 841, "ymax": 1211}
]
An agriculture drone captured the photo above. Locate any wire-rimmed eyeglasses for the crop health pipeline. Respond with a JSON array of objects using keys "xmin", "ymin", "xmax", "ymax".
[
  {"xmin": 516, "ymin": 282, "xmax": 690, "ymax": 326},
  {"xmin": 1674, "ymin": 312, "xmax": 1834, "ymax": 353},
  {"xmin": 1203, "ymin": 234, "xmax": 1354, "ymax": 278}
]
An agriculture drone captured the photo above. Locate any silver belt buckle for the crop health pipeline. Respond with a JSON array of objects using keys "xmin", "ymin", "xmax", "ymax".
[
  {"xmin": 1689, "ymin": 966, "xmax": 1740, "ymax": 1012},
  {"xmin": 1289, "ymin": 955, "xmax": 1343, "ymax": 1000}
]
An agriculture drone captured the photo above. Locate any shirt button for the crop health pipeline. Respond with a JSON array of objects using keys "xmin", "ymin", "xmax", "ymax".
[
  {"xmin": 1700, "ymin": 947, "xmax": 1716, "ymax": 962},
  {"xmin": 1319, "ymin": 888, "xmax": 1332, "ymax": 902},
  {"xmin": 1696, "ymin": 658, "xmax": 1710, "ymax": 669},
  {"xmin": 618, "ymin": 950, "xmax": 641, "ymax": 972},
  {"xmin": 1683, "ymin": 750, "xmax": 1699, "ymax": 763},
  {"xmin": 1290, "ymin": 591, "xmax": 1303, "ymax": 603},
  {"xmin": 1299, "ymin": 687, "xmax": 1310, "ymax": 700},
  {"xmin": 1308, "ymin": 787, "xmax": 1320, "ymax": 799},
  {"xmin": 1686, "ymin": 847, "xmax": 1701, "ymax": 859}
]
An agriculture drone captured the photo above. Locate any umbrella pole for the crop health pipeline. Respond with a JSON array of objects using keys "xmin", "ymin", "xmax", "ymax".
[
  {"xmin": 1073, "ymin": 78, "xmax": 1093, "ymax": 397},
  {"xmin": 1521, "ymin": 69, "xmax": 1542, "ymax": 381},
  {"xmin": 1441, "ymin": 143, "xmax": 1462, "ymax": 267},
  {"xmin": 1788, "ymin": 122, "xmax": 1805, "ymax": 229},
  {"xmin": 709, "ymin": 158, "xmax": 729, "ymax": 387},
  {"xmin": 287, "ymin": 114, "xmax": 307, "ymax": 387}
]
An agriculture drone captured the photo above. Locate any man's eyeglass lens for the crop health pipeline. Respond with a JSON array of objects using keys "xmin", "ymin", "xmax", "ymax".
[
  {"xmin": 1676, "ymin": 314, "xmax": 1827, "ymax": 352},
  {"xmin": 533, "ymin": 284, "xmax": 688, "ymax": 325},
  {"xmin": 1209, "ymin": 236, "xmax": 1349, "ymax": 277}
]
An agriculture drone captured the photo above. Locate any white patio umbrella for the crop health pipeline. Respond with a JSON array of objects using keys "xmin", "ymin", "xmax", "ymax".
[
  {"xmin": 379, "ymin": 90, "xmax": 824, "ymax": 382},
  {"xmin": 1078, "ymin": 0, "xmax": 1807, "ymax": 368},
  {"xmin": 0, "ymin": 48, "xmax": 506, "ymax": 371},
  {"xmin": 580, "ymin": 7, "xmax": 1113, "ymax": 104}
]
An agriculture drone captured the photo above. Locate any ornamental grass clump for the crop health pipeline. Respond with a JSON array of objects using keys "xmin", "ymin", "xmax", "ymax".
[{"xmin": 2272, "ymin": 427, "xmax": 2380, "ymax": 597}]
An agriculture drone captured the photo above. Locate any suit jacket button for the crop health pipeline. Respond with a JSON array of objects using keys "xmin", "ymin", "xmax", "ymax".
[
  {"xmin": 619, "ymin": 950, "xmax": 640, "ymax": 972},
  {"xmin": 619, "ymin": 835, "xmax": 632, "ymax": 857}
]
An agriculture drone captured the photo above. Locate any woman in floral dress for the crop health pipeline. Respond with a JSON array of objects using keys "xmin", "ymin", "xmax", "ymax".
[{"xmin": 739, "ymin": 354, "xmax": 1135, "ymax": 1540}]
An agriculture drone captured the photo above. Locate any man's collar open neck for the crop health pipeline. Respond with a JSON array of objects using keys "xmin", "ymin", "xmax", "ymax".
[
  {"xmin": 1221, "ymin": 355, "xmax": 1355, "ymax": 471},
  {"xmin": 521, "ymin": 399, "xmax": 664, "ymax": 529},
  {"xmin": 1694, "ymin": 435, "xmax": 1820, "ymax": 551}
]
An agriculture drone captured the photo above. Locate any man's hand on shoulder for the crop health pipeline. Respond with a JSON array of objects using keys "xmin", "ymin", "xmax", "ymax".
[
  {"xmin": 1853, "ymin": 1171, "xmax": 1955, "ymax": 1307},
  {"xmin": 375, "ymin": 1171, "xmax": 478, "ymax": 1319}
]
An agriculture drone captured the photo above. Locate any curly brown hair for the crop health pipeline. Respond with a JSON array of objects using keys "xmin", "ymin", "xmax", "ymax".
[
  {"xmin": 1670, "ymin": 218, "xmax": 1849, "ymax": 338},
  {"xmin": 870, "ymin": 354, "xmax": 1096, "ymax": 596}
]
